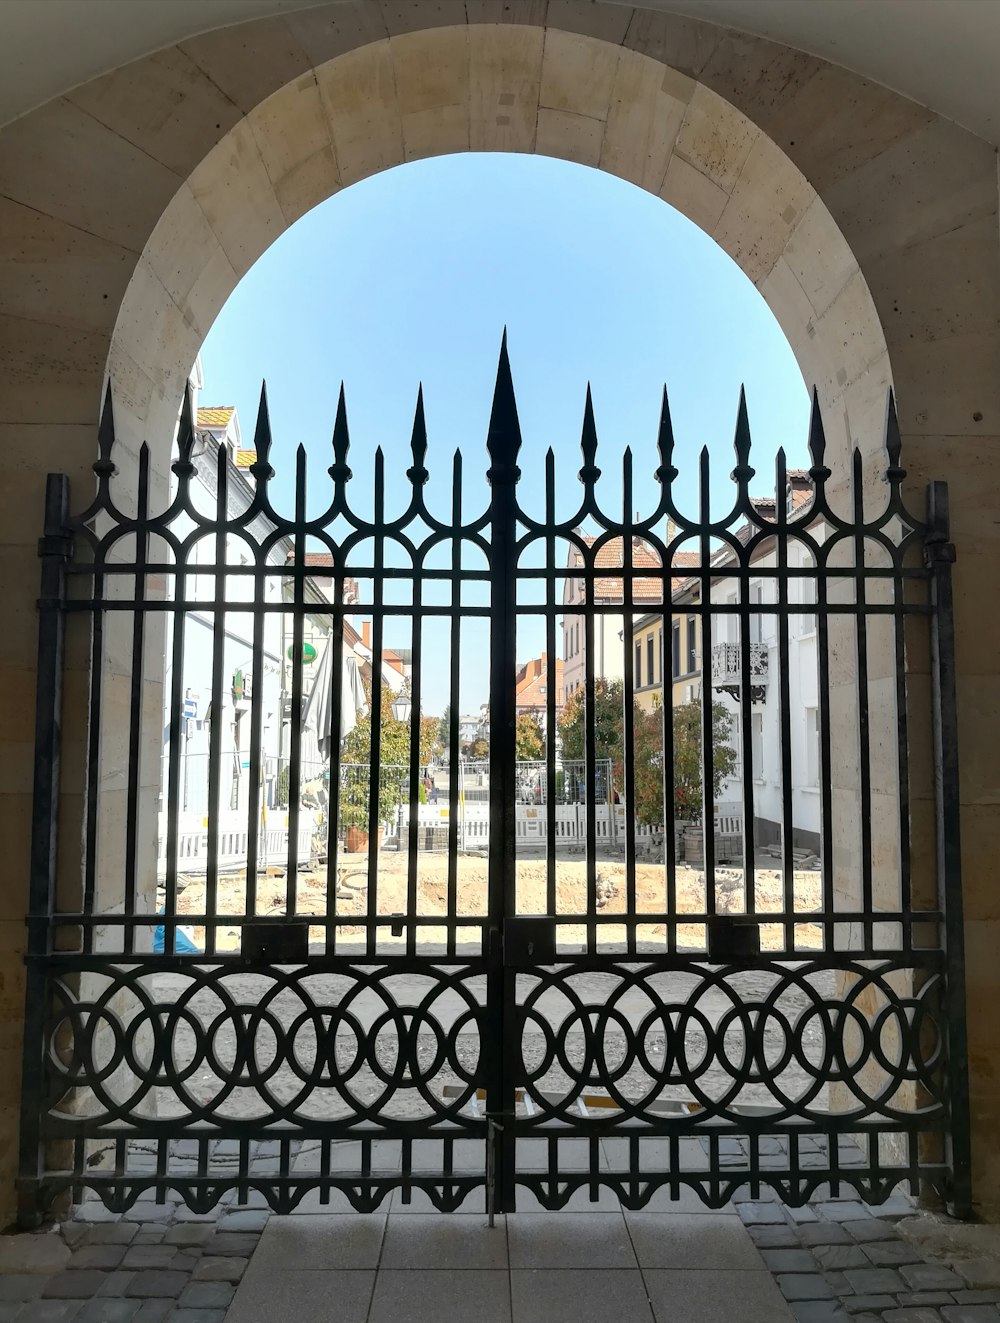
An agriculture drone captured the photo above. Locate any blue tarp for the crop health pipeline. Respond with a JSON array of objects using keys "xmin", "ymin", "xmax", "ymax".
[{"xmin": 152, "ymin": 916, "xmax": 200, "ymax": 954}]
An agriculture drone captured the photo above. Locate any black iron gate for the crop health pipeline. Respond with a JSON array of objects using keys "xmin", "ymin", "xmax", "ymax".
[{"xmin": 18, "ymin": 342, "xmax": 970, "ymax": 1224}]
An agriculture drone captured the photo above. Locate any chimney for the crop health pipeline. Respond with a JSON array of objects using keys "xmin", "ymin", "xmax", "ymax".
[{"xmin": 362, "ymin": 620, "xmax": 371, "ymax": 648}]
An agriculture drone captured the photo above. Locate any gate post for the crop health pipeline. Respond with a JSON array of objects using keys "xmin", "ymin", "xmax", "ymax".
[
  {"xmin": 17, "ymin": 474, "xmax": 71, "ymax": 1228},
  {"xmin": 485, "ymin": 336, "xmax": 521, "ymax": 1213},
  {"xmin": 925, "ymin": 481, "xmax": 972, "ymax": 1219}
]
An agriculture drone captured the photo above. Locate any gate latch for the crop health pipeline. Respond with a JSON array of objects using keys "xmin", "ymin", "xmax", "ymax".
[
  {"xmin": 241, "ymin": 920, "xmax": 309, "ymax": 964},
  {"xmin": 503, "ymin": 917, "xmax": 556, "ymax": 967},
  {"xmin": 708, "ymin": 916, "xmax": 760, "ymax": 962}
]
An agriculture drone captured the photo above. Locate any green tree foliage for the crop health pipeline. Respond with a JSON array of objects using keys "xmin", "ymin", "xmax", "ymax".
[
  {"xmin": 557, "ymin": 681, "xmax": 737, "ymax": 824},
  {"xmin": 436, "ymin": 703, "xmax": 452, "ymax": 754},
  {"xmin": 340, "ymin": 679, "xmax": 436, "ymax": 826},
  {"xmin": 515, "ymin": 713, "xmax": 544, "ymax": 762},
  {"xmin": 671, "ymin": 701, "xmax": 737, "ymax": 820}
]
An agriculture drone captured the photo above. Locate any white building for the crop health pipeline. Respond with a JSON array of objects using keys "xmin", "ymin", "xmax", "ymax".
[
  {"xmin": 561, "ymin": 534, "xmax": 664, "ymax": 701},
  {"xmin": 688, "ymin": 475, "xmax": 821, "ymax": 854},
  {"xmin": 162, "ymin": 376, "xmax": 287, "ymax": 820}
]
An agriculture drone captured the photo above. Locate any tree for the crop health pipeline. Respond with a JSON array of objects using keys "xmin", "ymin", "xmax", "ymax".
[
  {"xmin": 465, "ymin": 737, "xmax": 489, "ymax": 761},
  {"xmin": 515, "ymin": 713, "xmax": 544, "ymax": 761},
  {"xmin": 557, "ymin": 679, "xmax": 624, "ymax": 764},
  {"xmin": 436, "ymin": 703, "xmax": 452, "ymax": 755},
  {"xmin": 421, "ymin": 714, "xmax": 442, "ymax": 763},
  {"xmin": 339, "ymin": 678, "xmax": 436, "ymax": 826},
  {"xmin": 557, "ymin": 680, "xmax": 738, "ymax": 825},
  {"xmin": 670, "ymin": 701, "xmax": 738, "ymax": 821}
]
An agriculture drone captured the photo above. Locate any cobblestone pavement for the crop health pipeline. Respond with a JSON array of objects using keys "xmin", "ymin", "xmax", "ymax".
[{"xmin": 1, "ymin": 1167, "xmax": 999, "ymax": 1322}]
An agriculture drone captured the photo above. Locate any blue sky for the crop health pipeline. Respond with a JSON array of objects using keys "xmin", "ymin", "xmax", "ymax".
[{"xmin": 199, "ymin": 152, "xmax": 809, "ymax": 716}]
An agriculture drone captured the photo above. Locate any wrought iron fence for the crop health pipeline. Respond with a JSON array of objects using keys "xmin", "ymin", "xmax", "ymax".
[{"xmin": 17, "ymin": 340, "xmax": 969, "ymax": 1224}]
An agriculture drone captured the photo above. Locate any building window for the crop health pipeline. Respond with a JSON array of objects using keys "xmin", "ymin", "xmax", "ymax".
[
  {"xmin": 635, "ymin": 641, "xmax": 642, "ymax": 688},
  {"xmin": 539, "ymin": 685, "xmax": 546, "ymax": 694},
  {"xmin": 672, "ymin": 621, "xmax": 681, "ymax": 678},
  {"xmin": 806, "ymin": 707, "xmax": 820, "ymax": 785},
  {"xmin": 575, "ymin": 622, "xmax": 580, "ymax": 655},
  {"xmin": 647, "ymin": 635, "xmax": 655, "ymax": 687},
  {"xmin": 749, "ymin": 582, "xmax": 763, "ymax": 645},
  {"xmin": 751, "ymin": 711, "xmax": 764, "ymax": 779},
  {"xmin": 686, "ymin": 617, "xmax": 697, "ymax": 675}
]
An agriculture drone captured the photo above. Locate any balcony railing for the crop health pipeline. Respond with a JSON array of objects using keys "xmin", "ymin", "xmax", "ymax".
[{"xmin": 711, "ymin": 642, "xmax": 769, "ymax": 702}]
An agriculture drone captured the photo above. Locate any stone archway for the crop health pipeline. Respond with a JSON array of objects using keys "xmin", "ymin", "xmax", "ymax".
[{"xmin": 107, "ymin": 25, "xmax": 889, "ymax": 506}]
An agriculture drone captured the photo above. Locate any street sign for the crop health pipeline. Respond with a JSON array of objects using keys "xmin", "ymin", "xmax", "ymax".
[{"xmin": 183, "ymin": 699, "xmax": 197, "ymax": 720}]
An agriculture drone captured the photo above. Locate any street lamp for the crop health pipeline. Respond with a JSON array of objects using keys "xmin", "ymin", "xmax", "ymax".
[{"xmin": 391, "ymin": 694, "xmax": 412, "ymax": 723}]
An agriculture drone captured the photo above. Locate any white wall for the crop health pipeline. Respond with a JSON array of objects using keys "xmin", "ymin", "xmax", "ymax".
[{"xmin": 711, "ymin": 538, "xmax": 822, "ymax": 848}]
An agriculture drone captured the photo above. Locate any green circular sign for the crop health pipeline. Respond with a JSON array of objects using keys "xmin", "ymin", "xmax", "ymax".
[{"xmin": 287, "ymin": 642, "xmax": 318, "ymax": 664}]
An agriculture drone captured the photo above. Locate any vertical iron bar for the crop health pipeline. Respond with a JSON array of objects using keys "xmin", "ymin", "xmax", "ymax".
[
  {"xmin": 545, "ymin": 451, "xmax": 557, "ymax": 919},
  {"xmin": 622, "ymin": 453, "xmax": 637, "ymax": 955},
  {"xmin": 852, "ymin": 450, "xmax": 874, "ymax": 953},
  {"xmin": 737, "ymin": 562, "xmax": 755, "ymax": 921},
  {"xmin": 324, "ymin": 571, "xmax": 345, "ymax": 954},
  {"xmin": 486, "ymin": 337, "xmax": 521, "ymax": 1213},
  {"xmin": 926, "ymin": 481, "xmax": 971, "ymax": 1219},
  {"xmin": 447, "ymin": 452, "xmax": 462, "ymax": 956},
  {"xmin": 406, "ymin": 595, "xmax": 423, "ymax": 958},
  {"xmin": 776, "ymin": 449, "xmax": 795, "ymax": 952},
  {"xmin": 660, "ymin": 610, "xmax": 676, "ymax": 954},
  {"xmin": 123, "ymin": 447, "xmax": 149, "ymax": 954},
  {"xmin": 244, "ymin": 549, "xmax": 266, "ymax": 923},
  {"xmin": 285, "ymin": 446, "xmax": 307, "ymax": 909},
  {"xmin": 366, "ymin": 450, "xmax": 385, "ymax": 957},
  {"xmin": 18, "ymin": 473, "xmax": 70, "ymax": 1229},
  {"xmin": 204, "ymin": 447, "xmax": 229, "ymax": 956},
  {"xmin": 698, "ymin": 449, "xmax": 716, "ymax": 924},
  {"xmin": 816, "ymin": 555, "xmax": 835, "ymax": 954}
]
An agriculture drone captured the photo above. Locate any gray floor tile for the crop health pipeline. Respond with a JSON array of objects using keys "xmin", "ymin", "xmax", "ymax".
[
  {"xmin": 625, "ymin": 1213, "xmax": 764, "ymax": 1269},
  {"xmin": 508, "ymin": 1213, "xmax": 636, "ymax": 1269},
  {"xmin": 379, "ymin": 1215, "xmax": 507, "ymax": 1270},
  {"xmin": 510, "ymin": 1268, "xmax": 653, "ymax": 1323},
  {"xmin": 225, "ymin": 1269, "xmax": 375, "ymax": 1323},
  {"xmin": 368, "ymin": 1270, "xmax": 511, "ymax": 1323},
  {"xmin": 644, "ymin": 1269, "xmax": 795, "ymax": 1323},
  {"xmin": 246, "ymin": 1215, "xmax": 385, "ymax": 1271}
]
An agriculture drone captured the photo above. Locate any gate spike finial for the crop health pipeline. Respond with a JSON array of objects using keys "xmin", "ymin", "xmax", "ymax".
[
  {"xmin": 655, "ymin": 386, "xmax": 677, "ymax": 485},
  {"xmin": 775, "ymin": 446, "xmax": 787, "ymax": 521},
  {"xmin": 407, "ymin": 384, "xmax": 429, "ymax": 487},
  {"xmin": 731, "ymin": 385, "xmax": 754, "ymax": 487},
  {"xmin": 95, "ymin": 380, "xmax": 117, "ymax": 480},
  {"xmin": 807, "ymin": 387, "xmax": 830, "ymax": 485},
  {"xmin": 884, "ymin": 386, "xmax": 905, "ymax": 484},
  {"xmin": 250, "ymin": 381, "xmax": 274, "ymax": 483},
  {"xmin": 172, "ymin": 377, "xmax": 198, "ymax": 480},
  {"xmin": 578, "ymin": 384, "xmax": 601, "ymax": 487},
  {"xmin": 329, "ymin": 383, "xmax": 353, "ymax": 486},
  {"xmin": 486, "ymin": 329, "xmax": 522, "ymax": 487}
]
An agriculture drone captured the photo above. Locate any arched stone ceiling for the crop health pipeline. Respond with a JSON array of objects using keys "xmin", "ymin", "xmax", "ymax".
[{"xmin": 2, "ymin": 0, "xmax": 1000, "ymax": 143}]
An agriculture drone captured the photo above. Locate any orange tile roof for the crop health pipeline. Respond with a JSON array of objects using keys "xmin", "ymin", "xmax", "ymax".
[
  {"xmin": 196, "ymin": 406, "xmax": 235, "ymax": 429},
  {"xmin": 234, "ymin": 449, "xmax": 256, "ymax": 468},
  {"xmin": 569, "ymin": 538, "xmax": 701, "ymax": 602}
]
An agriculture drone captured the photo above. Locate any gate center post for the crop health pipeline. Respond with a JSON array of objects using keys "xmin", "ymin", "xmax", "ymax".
[{"xmin": 485, "ymin": 337, "xmax": 522, "ymax": 1214}]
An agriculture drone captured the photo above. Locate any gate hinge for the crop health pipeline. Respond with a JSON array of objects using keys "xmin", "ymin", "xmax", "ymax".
[
  {"xmin": 37, "ymin": 532, "xmax": 73, "ymax": 560},
  {"xmin": 923, "ymin": 539, "xmax": 956, "ymax": 568}
]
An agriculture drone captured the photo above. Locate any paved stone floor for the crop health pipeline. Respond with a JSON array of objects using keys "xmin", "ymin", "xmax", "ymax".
[{"xmin": 2, "ymin": 1185, "xmax": 1000, "ymax": 1322}]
